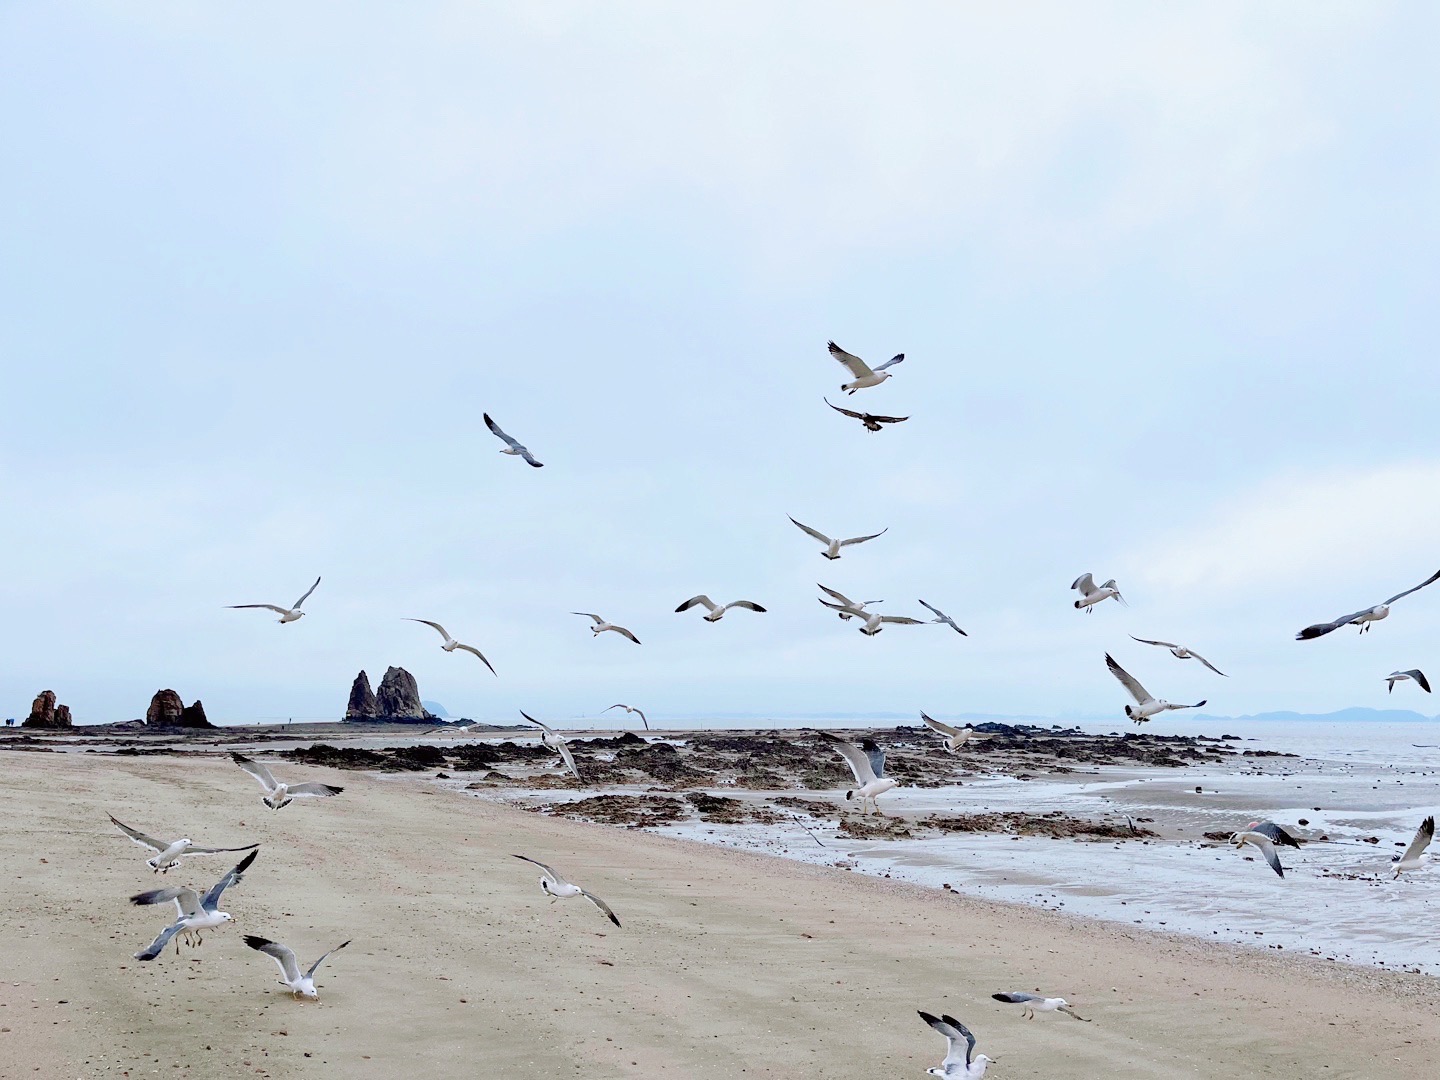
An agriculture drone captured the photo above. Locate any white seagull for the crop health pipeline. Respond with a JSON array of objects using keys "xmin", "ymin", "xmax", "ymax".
[
  {"xmin": 1105, "ymin": 653, "xmax": 1206, "ymax": 724},
  {"xmin": 1230, "ymin": 827, "xmax": 1287, "ymax": 878},
  {"xmin": 573, "ymin": 612, "xmax": 641, "ymax": 644},
  {"xmin": 1393, "ymin": 815, "xmax": 1435, "ymax": 879},
  {"xmin": 1385, "ymin": 669, "xmax": 1431, "ymax": 694},
  {"xmin": 1072, "ymin": 573, "xmax": 1124, "ymax": 612},
  {"xmin": 130, "ymin": 849, "xmax": 258, "ymax": 960},
  {"xmin": 824, "ymin": 397, "xmax": 909, "ymax": 432},
  {"xmin": 227, "ymin": 575, "xmax": 321, "ymax": 624},
  {"xmin": 920, "ymin": 712, "xmax": 994, "ymax": 752},
  {"xmin": 108, "ymin": 813, "xmax": 258, "ymax": 874},
  {"xmin": 231, "ymin": 753, "xmax": 344, "ymax": 810},
  {"xmin": 917, "ymin": 1012, "xmax": 993, "ymax": 1078},
  {"xmin": 244, "ymin": 935, "xmax": 350, "ymax": 1000},
  {"xmin": 918, "ymin": 599, "xmax": 968, "ymax": 636},
  {"xmin": 406, "ymin": 618, "xmax": 497, "ymax": 676},
  {"xmin": 483, "ymin": 412, "xmax": 543, "ymax": 467},
  {"xmin": 511, "ymin": 854, "xmax": 620, "ymax": 926},
  {"xmin": 521, "ymin": 711, "xmax": 581, "ymax": 781},
  {"xmin": 1297, "ymin": 568, "xmax": 1440, "ymax": 639},
  {"xmin": 828, "ymin": 340, "xmax": 904, "ymax": 394},
  {"xmin": 675, "ymin": 595, "xmax": 767, "ymax": 622},
  {"xmin": 820, "ymin": 733, "xmax": 897, "ymax": 814},
  {"xmin": 991, "ymin": 992, "xmax": 1089, "ymax": 1021},
  {"xmin": 787, "ymin": 516, "xmax": 888, "ymax": 561},
  {"xmin": 858, "ymin": 611, "xmax": 926, "ymax": 637},
  {"xmin": 816, "ymin": 584, "xmax": 883, "ymax": 621},
  {"xmin": 1129, "ymin": 636, "xmax": 1226, "ymax": 676},
  {"xmin": 604, "ymin": 703, "xmax": 649, "ymax": 731}
]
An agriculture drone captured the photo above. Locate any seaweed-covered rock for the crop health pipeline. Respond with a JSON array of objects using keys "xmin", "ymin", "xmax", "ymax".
[{"xmin": 544, "ymin": 794, "xmax": 689, "ymax": 826}]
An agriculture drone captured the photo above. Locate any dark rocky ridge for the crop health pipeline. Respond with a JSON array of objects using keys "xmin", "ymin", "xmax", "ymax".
[
  {"xmin": 344, "ymin": 666, "xmax": 436, "ymax": 723},
  {"xmin": 144, "ymin": 689, "xmax": 213, "ymax": 728}
]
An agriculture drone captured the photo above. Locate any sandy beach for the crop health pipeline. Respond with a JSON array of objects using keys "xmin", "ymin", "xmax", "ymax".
[{"xmin": 0, "ymin": 749, "xmax": 1436, "ymax": 1079}]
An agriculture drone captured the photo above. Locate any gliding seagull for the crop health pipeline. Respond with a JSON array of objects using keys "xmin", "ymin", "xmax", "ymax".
[
  {"xmin": 1105, "ymin": 653, "xmax": 1206, "ymax": 724},
  {"xmin": 918, "ymin": 599, "xmax": 968, "ymax": 636},
  {"xmin": 511, "ymin": 854, "xmax": 621, "ymax": 926},
  {"xmin": 816, "ymin": 584, "xmax": 883, "ymax": 621},
  {"xmin": 573, "ymin": 612, "xmax": 641, "ymax": 644},
  {"xmin": 1230, "ymin": 827, "xmax": 1288, "ymax": 878},
  {"xmin": 231, "ymin": 753, "xmax": 343, "ymax": 810},
  {"xmin": 1393, "ymin": 815, "xmax": 1434, "ymax": 878},
  {"xmin": 405, "ymin": 618, "xmax": 497, "ymax": 676},
  {"xmin": 858, "ymin": 611, "xmax": 925, "ymax": 637},
  {"xmin": 1129, "ymin": 636, "xmax": 1226, "ymax": 676},
  {"xmin": 917, "ymin": 1012, "xmax": 993, "ymax": 1078},
  {"xmin": 991, "ymin": 992, "xmax": 1089, "ymax": 1021},
  {"xmin": 227, "ymin": 576, "xmax": 321, "ymax": 624},
  {"xmin": 131, "ymin": 849, "xmax": 258, "ymax": 960},
  {"xmin": 787, "ymin": 516, "xmax": 887, "ymax": 560},
  {"xmin": 1385, "ymin": 669, "xmax": 1431, "ymax": 694},
  {"xmin": 920, "ymin": 712, "xmax": 994, "ymax": 752},
  {"xmin": 675, "ymin": 595, "xmax": 767, "ymax": 622},
  {"xmin": 820, "ymin": 733, "xmax": 896, "ymax": 814},
  {"xmin": 1072, "ymin": 573, "xmax": 1124, "ymax": 611},
  {"xmin": 828, "ymin": 341, "xmax": 904, "ymax": 394},
  {"xmin": 1296, "ymin": 568, "xmax": 1440, "ymax": 639},
  {"xmin": 824, "ymin": 397, "xmax": 908, "ymax": 432},
  {"xmin": 521, "ymin": 711, "xmax": 581, "ymax": 781},
  {"xmin": 244, "ymin": 936, "xmax": 349, "ymax": 999},
  {"xmin": 604, "ymin": 703, "xmax": 649, "ymax": 731},
  {"xmin": 483, "ymin": 413, "xmax": 543, "ymax": 467},
  {"xmin": 108, "ymin": 813, "xmax": 257, "ymax": 874}
]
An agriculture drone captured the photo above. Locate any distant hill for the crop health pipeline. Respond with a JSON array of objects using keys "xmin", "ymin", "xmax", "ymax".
[
  {"xmin": 1190, "ymin": 707, "xmax": 1438, "ymax": 724},
  {"xmin": 421, "ymin": 700, "xmax": 450, "ymax": 718}
]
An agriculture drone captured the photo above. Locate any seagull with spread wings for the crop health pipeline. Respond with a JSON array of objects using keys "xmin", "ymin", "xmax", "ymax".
[
  {"xmin": 787, "ymin": 516, "xmax": 887, "ymax": 561},
  {"xmin": 920, "ymin": 712, "xmax": 994, "ymax": 752},
  {"xmin": 820, "ymin": 733, "xmax": 897, "ymax": 815},
  {"xmin": 521, "ymin": 711, "xmax": 581, "ymax": 781},
  {"xmin": 917, "ymin": 1012, "xmax": 994, "ymax": 1078},
  {"xmin": 130, "ymin": 849, "xmax": 258, "ymax": 960},
  {"xmin": 1230, "ymin": 826, "xmax": 1289, "ymax": 878},
  {"xmin": 405, "ymin": 618, "xmax": 497, "ymax": 676},
  {"xmin": 511, "ymin": 854, "xmax": 620, "ymax": 926},
  {"xmin": 1129, "ymin": 636, "xmax": 1226, "ymax": 676},
  {"xmin": 675, "ymin": 595, "xmax": 767, "ymax": 622},
  {"xmin": 231, "ymin": 753, "xmax": 343, "ymax": 810},
  {"xmin": 828, "ymin": 340, "xmax": 904, "ymax": 393},
  {"xmin": 1385, "ymin": 669, "xmax": 1431, "ymax": 694},
  {"xmin": 244, "ymin": 936, "xmax": 349, "ymax": 999},
  {"xmin": 604, "ymin": 703, "xmax": 649, "ymax": 731},
  {"xmin": 573, "ymin": 612, "xmax": 641, "ymax": 644},
  {"xmin": 1105, "ymin": 653, "xmax": 1206, "ymax": 724},
  {"xmin": 816, "ymin": 584, "xmax": 883, "ymax": 621},
  {"xmin": 483, "ymin": 413, "xmax": 543, "ymax": 467},
  {"xmin": 918, "ymin": 599, "xmax": 968, "ymax": 636},
  {"xmin": 858, "ymin": 610, "xmax": 926, "ymax": 637},
  {"xmin": 1392, "ymin": 815, "xmax": 1435, "ymax": 878},
  {"xmin": 1071, "ymin": 573, "xmax": 1124, "ymax": 611},
  {"xmin": 991, "ymin": 992, "xmax": 1089, "ymax": 1021},
  {"xmin": 227, "ymin": 576, "xmax": 321, "ymax": 624},
  {"xmin": 1296, "ymin": 568, "xmax": 1440, "ymax": 639},
  {"xmin": 108, "ymin": 814, "xmax": 257, "ymax": 874},
  {"xmin": 824, "ymin": 397, "xmax": 909, "ymax": 432}
]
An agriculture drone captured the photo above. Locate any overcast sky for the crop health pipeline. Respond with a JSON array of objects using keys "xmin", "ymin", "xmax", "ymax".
[{"xmin": 3, "ymin": 3, "xmax": 1439, "ymax": 725}]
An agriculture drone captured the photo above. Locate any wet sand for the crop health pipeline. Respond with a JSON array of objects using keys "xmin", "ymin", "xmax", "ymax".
[{"xmin": 1, "ymin": 750, "xmax": 1437, "ymax": 1079}]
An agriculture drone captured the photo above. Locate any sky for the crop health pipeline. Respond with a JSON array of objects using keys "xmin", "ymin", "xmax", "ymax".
[{"xmin": 3, "ymin": 3, "xmax": 1439, "ymax": 725}]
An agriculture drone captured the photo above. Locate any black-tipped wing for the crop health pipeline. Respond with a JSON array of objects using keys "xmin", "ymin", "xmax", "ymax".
[
  {"xmin": 244, "ymin": 935, "xmax": 302, "ymax": 982},
  {"xmin": 827, "ymin": 341, "xmax": 873, "ymax": 378},
  {"xmin": 1105, "ymin": 653, "xmax": 1151, "ymax": 705},
  {"xmin": 307, "ymin": 939, "xmax": 351, "ymax": 979},
  {"xmin": 873, "ymin": 353, "xmax": 904, "ymax": 372},
  {"xmin": 1384, "ymin": 569, "xmax": 1440, "ymax": 606},
  {"xmin": 858, "ymin": 737, "xmax": 886, "ymax": 779},
  {"xmin": 993, "ymin": 992, "xmax": 1044, "ymax": 1003},
  {"xmin": 454, "ymin": 643, "xmax": 498, "ymax": 676},
  {"xmin": 109, "ymin": 814, "xmax": 166, "ymax": 853},
  {"xmin": 292, "ymin": 576, "xmax": 321, "ymax": 610},
  {"xmin": 1296, "ymin": 610, "xmax": 1369, "ymax": 640},
  {"xmin": 1400, "ymin": 816, "xmax": 1435, "ymax": 864},
  {"xmin": 581, "ymin": 889, "xmax": 621, "ymax": 927},
  {"xmin": 287, "ymin": 782, "xmax": 343, "ymax": 799},
  {"xmin": 232, "ymin": 753, "xmax": 278, "ymax": 792},
  {"xmin": 134, "ymin": 920, "xmax": 186, "ymax": 961},
  {"xmin": 1251, "ymin": 821, "xmax": 1303, "ymax": 848},
  {"xmin": 200, "ymin": 848, "xmax": 258, "ymax": 911}
]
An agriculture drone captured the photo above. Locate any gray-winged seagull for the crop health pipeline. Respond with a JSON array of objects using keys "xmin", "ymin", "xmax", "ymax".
[
  {"xmin": 917, "ymin": 1012, "xmax": 993, "ymax": 1078},
  {"xmin": 816, "ymin": 584, "xmax": 883, "ymax": 621},
  {"xmin": 1296, "ymin": 568, "xmax": 1440, "ymax": 639},
  {"xmin": 675, "ymin": 595, "xmax": 767, "ymax": 622},
  {"xmin": 1105, "ymin": 653, "xmax": 1206, "ymax": 724},
  {"xmin": 787, "ymin": 516, "xmax": 888, "ymax": 560},
  {"xmin": 406, "ymin": 618, "xmax": 497, "ymax": 676},
  {"xmin": 604, "ymin": 703, "xmax": 649, "ymax": 731},
  {"xmin": 828, "ymin": 340, "xmax": 904, "ymax": 393},
  {"xmin": 920, "ymin": 712, "xmax": 994, "ymax": 752},
  {"xmin": 227, "ymin": 576, "xmax": 321, "ymax": 624},
  {"xmin": 991, "ymin": 992, "xmax": 1089, "ymax": 1020},
  {"xmin": 231, "ymin": 753, "xmax": 343, "ymax": 810},
  {"xmin": 1385, "ymin": 669, "xmax": 1431, "ymax": 694},
  {"xmin": 1072, "ymin": 573, "xmax": 1124, "ymax": 611},
  {"xmin": 131, "ymin": 849, "xmax": 258, "ymax": 960},
  {"xmin": 1393, "ymin": 815, "xmax": 1434, "ymax": 878},
  {"xmin": 521, "ymin": 711, "xmax": 582, "ymax": 781},
  {"xmin": 108, "ymin": 813, "xmax": 257, "ymax": 874},
  {"xmin": 918, "ymin": 599, "xmax": 968, "ymax": 636},
  {"xmin": 512, "ymin": 854, "xmax": 620, "ymax": 926},
  {"xmin": 484, "ymin": 413, "xmax": 543, "ymax": 467},
  {"xmin": 244, "ymin": 935, "xmax": 350, "ymax": 999},
  {"xmin": 1229, "ymin": 827, "xmax": 1288, "ymax": 877},
  {"xmin": 820, "ymin": 733, "xmax": 897, "ymax": 814},
  {"xmin": 1129, "ymin": 636, "xmax": 1226, "ymax": 676},
  {"xmin": 573, "ymin": 612, "xmax": 641, "ymax": 644}
]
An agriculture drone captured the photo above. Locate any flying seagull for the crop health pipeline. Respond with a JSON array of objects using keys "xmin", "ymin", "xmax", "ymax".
[
  {"xmin": 991, "ymin": 992, "xmax": 1089, "ymax": 1021},
  {"xmin": 130, "ymin": 849, "xmax": 258, "ymax": 960},
  {"xmin": 917, "ymin": 1012, "xmax": 993, "ymax": 1078},
  {"xmin": 858, "ymin": 611, "xmax": 926, "ymax": 636},
  {"xmin": 604, "ymin": 703, "xmax": 649, "ymax": 731},
  {"xmin": 918, "ymin": 599, "xmax": 968, "ymax": 636},
  {"xmin": 227, "ymin": 576, "xmax": 321, "ymax": 624},
  {"xmin": 816, "ymin": 584, "xmax": 883, "ymax": 621},
  {"xmin": 1385, "ymin": 669, "xmax": 1431, "ymax": 694},
  {"xmin": 405, "ymin": 618, "xmax": 497, "ymax": 676},
  {"xmin": 1392, "ymin": 815, "xmax": 1435, "ymax": 878},
  {"xmin": 828, "ymin": 340, "xmax": 904, "ymax": 394},
  {"xmin": 1072, "ymin": 573, "xmax": 1124, "ymax": 612},
  {"xmin": 920, "ymin": 712, "xmax": 994, "ymax": 752},
  {"xmin": 1244, "ymin": 821, "xmax": 1304, "ymax": 849},
  {"xmin": 231, "ymin": 753, "xmax": 343, "ymax": 810},
  {"xmin": 573, "ymin": 612, "xmax": 641, "ymax": 644},
  {"xmin": 1104, "ymin": 653, "xmax": 1206, "ymax": 724},
  {"xmin": 820, "ymin": 733, "xmax": 897, "ymax": 815},
  {"xmin": 824, "ymin": 397, "xmax": 908, "ymax": 432},
  {"xmin": 1296, "ymin": 568, "xmax": 1440, "ymax": 639},
  {"xmin": 108, "ymin": 813, "xmax": 258, "ymax": 874},
  {"xmin": 244, "ymin": 936, "xmax": 350, "ymax": 1000},
  {"xmin": 787, "ymin": 516, "xmax": 888, "ymax": 560},
  {"xmin": 1129, "ymin": 636, "xmax": 1226, "ymax": 676},
  {"xmin": 1230, "ymin": 827, "xmax": 1287, "ymax": 878},
  {"xmin": 675, "ymin": 595, "xmax": 767, "ymax": 622},
  {"xmin": 483, "ymin": 413, "xmax": 543, "ymax": 467},
  {"xmin": 511, "ymin": 854, "xmax": 620, "ymax": 926},
  {"xmin": 521, "ymin": 711, "xmax": 581, "ymax": 781}
]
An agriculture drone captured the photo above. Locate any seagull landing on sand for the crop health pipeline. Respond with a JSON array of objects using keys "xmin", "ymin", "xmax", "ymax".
[
  {"xmin": 227, "ymin": 576, "xmax": 321, "ymax": 624},
  {"xmin": 820, "ymin": 733, "xmax": 896, "ymax": 815},
  {"xmin": 1392, "ymin": 815, "xmax": 1434, "ymax": 879},
  {"xmin": 521, "ymin": 711, "xmax": 581, "ymax": 781},
  {"xmin": 1129, "ymin": 636, "xmax": 1226, "ymax": 676},
  {"xmin": 918, "ymin": 599, "xmax": 967, "ymax": 636},
  {"xmin": 858, "ymin": 611, "xmax": 925, "ymax": 637},
  {"xmin": 1230, "ymin": 827, "xmax": 1288, "ymax": 878},
  {"xmin": 604, "ymin": 703, "xmax": 649, "ymax": 731},
  {"xmin": 231, "ymin": 753, "xmax": 343, "ymax": 810},
  {"xmin": 130, "ymin": 849, "xmax": 257, "ymax": 960},
  {"xmin": 1385, "ymin": 669, "xmax": 1431, "ymax": 694},
  {"xmin": 828, "ymin": 341, "xmax": 904, "ymax": 394},
  {"xmin": 787, "ymin": 516, "xmax": 887, "ymax": 560},
  {"xmin": 245, "ymin": 936, "xmax": 349, "ymax": 999},
  {"xmin": 1296, "ymin": 568, "xmax": 1440, "ymax": 639},
  {"xmin": 573, "ymin": 612, "xmax": 641, "ymax": 644},
  {"xmin": 920, "ymin": 712, "xmax": 994, "ymax": 752},
  {"xmin": 816, "ymin": 584, "xmax": 883, "ymax": 621},
  {"xmin": 511, "ymin": 855, "xmax": 620, "ymax": 926},
  {"xmin": 918, "ymin": 1012, "xmax": 993, "ymax": 1078},
  {"xmin": 483, "ymin": 413, "xmax": 543, "ymax": 467},
  {"xmin": 824, "ymin": 397, "xmax": 909, "ymax": 432},
  {"xmin": 675, "ymin": 595, "xmax": 767, "ymax": 622},
  {"xmin": 991, "ymin": 992, "xmax": 1089, "ymax": 1021},
  {"xmin": 405, "ymin": 618, "xmax": 497, "ymax": 676},
  {"xmin": 1072, "ymin": 573, "xmax": 1124, "ymax": 612},
  {"xmin": 108, "ymin": 814, "xmax": 257, "ymax": 874},
  {"xmin": 1105, "ymin": 653, "xmax": 1206, "ymax": 725}
]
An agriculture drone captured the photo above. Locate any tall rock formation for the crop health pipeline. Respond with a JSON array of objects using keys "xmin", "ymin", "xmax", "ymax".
[
  {"xmin": 374, "ymin": 666, "xmax": 436, "ymax": 723},
  {"xmin": 144, "ymin": 690, "xmax": 214, "ymax": 728},
  {"xmin": 345, "ymin": 670, "xmax": 379, "ymax": 721},
  {"xmin": 179, "ymin": 700, "xmax": 212, "ymax": 728},
  {"xmin": 23, "ymin": 690, "xmax": 72, "ymax": 728}
]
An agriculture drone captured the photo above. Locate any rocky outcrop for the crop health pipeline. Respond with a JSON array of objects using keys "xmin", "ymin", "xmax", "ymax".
[
  {"xmin": 374, "ymin": 666, "xmax": 436, "ymax": 723},
  {"xmin": 179, "ymin": 700, "xmax": 211, "ymax": 728},
  {"xmin": 23, "ymin": 690, "xmax": 72, "ymax": 728},
  {"xmin": 145, "ymin": 690, "xmax": 214, "ymax": 728},
  {"xmin": 344, "ymin": 671, "xmax": 379, "ymax": 721}
]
